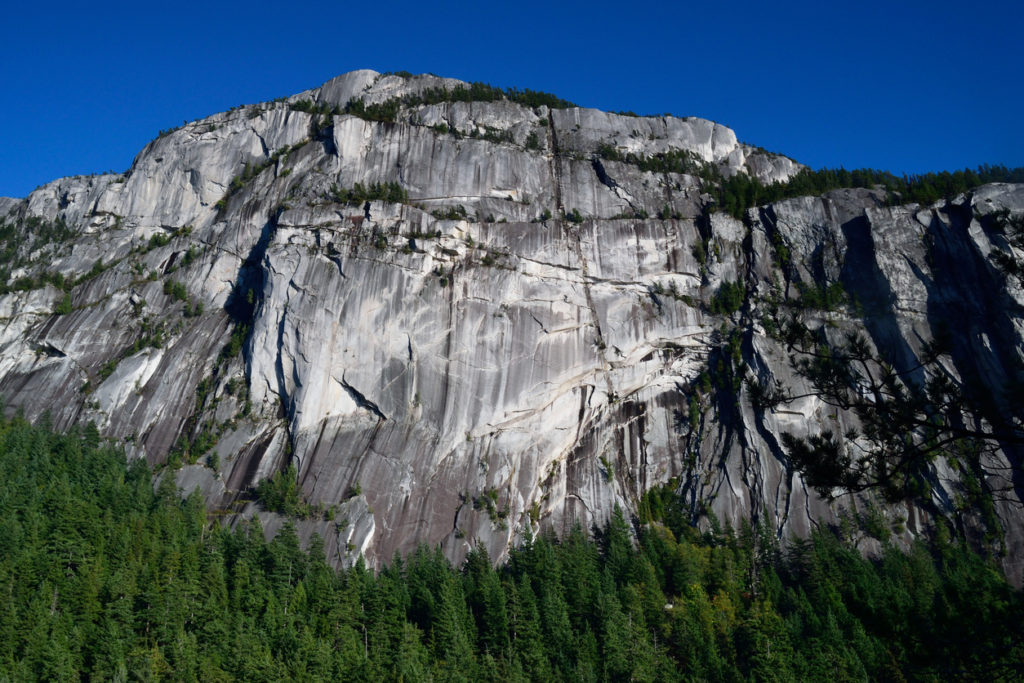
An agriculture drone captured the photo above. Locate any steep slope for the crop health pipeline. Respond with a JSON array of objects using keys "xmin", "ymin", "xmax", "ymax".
[{"xmin": 0, "ymin": 70, "xmax": 1021, "ymax": 576}]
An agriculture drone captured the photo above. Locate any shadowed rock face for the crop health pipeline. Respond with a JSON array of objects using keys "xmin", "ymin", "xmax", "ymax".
[{"xmin": 1, "ymin": 70, "xmax": 1021, "ymax": 577}]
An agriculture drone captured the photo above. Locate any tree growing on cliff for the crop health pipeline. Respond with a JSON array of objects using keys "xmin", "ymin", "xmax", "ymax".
[{"xmin": 753, "ymin": 313, "xmax": 1024, "ymax": 509}]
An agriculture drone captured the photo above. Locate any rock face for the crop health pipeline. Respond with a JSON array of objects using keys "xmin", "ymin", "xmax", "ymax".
[{"xmin": 1, "ymin": 70, "xmax": 1021, "ymax": 577}]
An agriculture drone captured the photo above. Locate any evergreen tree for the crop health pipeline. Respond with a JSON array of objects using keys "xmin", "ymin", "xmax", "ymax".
[{"xmin": 0, "ymin": 412, "xmax": 1022, "ymax": 680}]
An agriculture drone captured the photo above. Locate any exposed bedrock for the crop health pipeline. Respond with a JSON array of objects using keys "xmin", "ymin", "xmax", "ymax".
[{"xmin": 0, "ymin": 70, "xmax": 1021, "ymax": 578}]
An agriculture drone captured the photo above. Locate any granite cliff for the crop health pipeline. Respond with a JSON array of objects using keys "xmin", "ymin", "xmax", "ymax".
[{"xmin": 1, "ymin": 70, "xmax": 1021, "ymax": 577}]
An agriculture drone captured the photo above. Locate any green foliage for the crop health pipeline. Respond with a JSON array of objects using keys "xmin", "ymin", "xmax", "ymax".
[
  {"xmin": 0, "ymin": 216, "xmax": 74, "ymax": 268},
  {"xmin": 129, "ymin": 317, "xmax": 166, "ymax": 352},
  {"xmin": 288, "ymin": 99, "xmax": 341, "ymax": 117},
  {"xmin": 163, "ymin": 279, "xmax": 188, "ymax": 302},
  {"xmin": 473, "ymin": 487, "xmax": 509, "ymax": 526},
  {"xmin": 470, "ymin": 125, "xmax": 514, "ymax": 144},
  {"xmin": 431, "ymin": 204, "xmax": 468, "ymax": 221},
  {"xmin": 344, "ymin": 97, "xmax": 402, "ymax": 123},
  {"xmin": 216, "ymin": 148, "xmax": 299, "ymax": 211},
  {"xmin": 796, "ymin": 280, "xmax": 846, "ymax": 311},
  {"xmin": 1, "ymin": 270, "xmax": 67, "ymax": 295},
  {"xmin": 407, "ymin": 227, "xmax": 442, "ymax": 240},
  {"xmin": 220, "ymin": 323, "xmax": 249, "ymax": 363},
  {"xmin": 566, "ymin": 208, "xmax": 584, "ymax": 224},
  {"xmin": 711, "ymin": 164, "xmax": 1024, "ymax": 219},
  {"xmin": 986, "ymin": 210, "xmax": 1024, "ymax": 284},
  {"xmin": 97, "ymin": 357, "xmax": 119, "ymax": 382},
  {"xmin": 688, "ymin": 395, "xmax": 701, "ymax": 433},
  {"xmin": 0, "ymin": 413, "xmax": 1020, "ymax": 679},
  {"xmin": 600, "ymin": 145, "xmax": 709, "ymax": 178},
  {"xmin": 148, "ymin": 231, "xmax": 171, "ymax": 249},
  {"xmin": 0, "ymin": 217, "xmax": 86, "ymax": 295},
  {"xmin": 770, "ymin": 230, "xmax": 791, "ymax": 271},
  {"xmin": 190, "ymin": 426, "xmax": 216, "ymax": 457},
  {"xmin": 54, "ymin": 292, "xmax": 72, "ymax": 315},
  {"xmin": 505, "ymin": 87, "xmax": 577, "ymax": 109},
  {"xmin": 637, "ymin": 478, "xmax": 678, "ymax": 522},
  {"xmin": 658, "ymin": 203, "xmax": 681, "ymax": 220},
  {"xmin": 329, "ymin": 181, "xmax": 408, "ymax": 205},
  {"xmin": 691, "ymin": 240, "xmax": 707, "ymax": 268},
  {"xmin": 183, "ymin": 299, "xmax": 204, "ymax": 318},
  {"xmin": 181, "ymin": 244, "xmax": 201, "ymax": 268},
  {"xmin": 344, "ymin": 81, "xmax": 576, "ymax": 124},
  {"xmin": 600, "ymin": 147, "xmax": 1023, "ymax": 220},
  {"xmin": 709, "ymin": 279, "xmax": 745, "ymax": 315},
  {"xmin": 762, "ymin": 303, "xmax": 1024, "ymax": 504},
  {"xmin": 255, "ymin": 463, "xmax": 308, "ymax": 517}
]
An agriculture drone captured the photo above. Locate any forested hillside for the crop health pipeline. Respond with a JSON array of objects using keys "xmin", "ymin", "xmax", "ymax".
[{"xmin": 1, "ymin": 414, "xmax": 1021, "ymax": 681}]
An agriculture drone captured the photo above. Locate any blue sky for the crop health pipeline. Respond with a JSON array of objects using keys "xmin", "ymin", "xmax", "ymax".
[{"xmin": 2, "ymin": 0, "xmax": 1021, "ymax": 198}]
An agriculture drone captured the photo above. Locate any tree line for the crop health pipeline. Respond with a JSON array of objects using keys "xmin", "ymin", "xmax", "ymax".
[
  {"xmin": 712, "ymin": 164, "xmax": 1024, "ymax": 218},
  {"xmin": 0, "ymin": 413, "xmax": 1021, "ymax": 680}
]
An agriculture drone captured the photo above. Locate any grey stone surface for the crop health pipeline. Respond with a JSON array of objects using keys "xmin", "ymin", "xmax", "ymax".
[{"xmin": 0, "ymin": 71, "xmax": 1021, "ymax": 580}]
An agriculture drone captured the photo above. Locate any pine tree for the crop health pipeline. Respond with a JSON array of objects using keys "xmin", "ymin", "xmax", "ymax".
[{"xmin": 430, "ymin": 573, "xmax": 477, "ymax": 680}]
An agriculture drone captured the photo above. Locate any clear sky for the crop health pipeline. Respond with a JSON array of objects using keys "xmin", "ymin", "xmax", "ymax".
[{"xmin": 2, "ymin": 0, "xmax": 1021, "ymax": 198}]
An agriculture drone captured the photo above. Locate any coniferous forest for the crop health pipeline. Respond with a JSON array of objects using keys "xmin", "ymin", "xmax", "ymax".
[{"xmin": 0, "ymin": 414, "xmax": 1022, "ymax": 681}]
